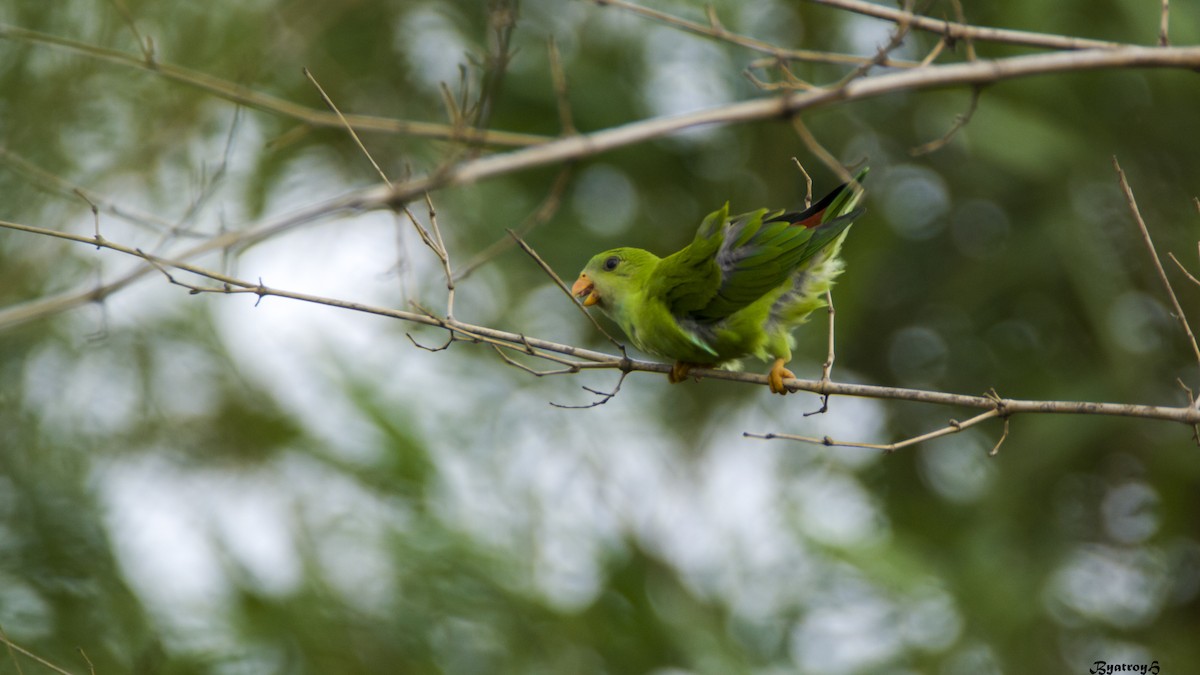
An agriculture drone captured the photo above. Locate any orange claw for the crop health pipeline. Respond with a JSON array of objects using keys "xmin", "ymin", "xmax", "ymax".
[
  {"xmin": 669, "ymin": 361, "xmax": 693, "ymax": 384},
  {"xmin": 767, "ymin": 358, "xmax": 795, "ymax": 395}
]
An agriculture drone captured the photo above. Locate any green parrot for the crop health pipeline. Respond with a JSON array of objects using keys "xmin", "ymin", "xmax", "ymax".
[{"xmin": 570, "ymin": 168, "xmax": 867, "ymax": 394}]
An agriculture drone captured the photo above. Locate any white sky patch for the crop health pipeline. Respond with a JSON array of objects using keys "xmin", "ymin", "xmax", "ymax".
[
  {"xmin": 789, "ymin": 471, "xmax": 890, "ymax": 549},
  {"xmin": 572, "ymin": 164, "xmax": 639, "ymax": 237},
  {"xmin": 918, "ymin": 432, "xmax": 997, "ymax": 503},
  {"xmin": 1046, "ymin": 544, "xmax": 1171, "ymax": 629},
  {"xmin": 640, "ymin": 26, "xmax": 734, "ymax": 140},
  {"xmin": 791, "ymin": 587, "xmax": 904, "ymax": 673},
  {"xmin": 396, "ymin": 6, "xmax": 471, "ymax": 95},
  {"xmin": 94, "ymin": 454, "xmax": 234, "ymax": 644}
]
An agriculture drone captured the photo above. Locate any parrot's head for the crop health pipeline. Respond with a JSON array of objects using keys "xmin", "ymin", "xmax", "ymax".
[{"xmin": 572, "ymin": 247, "xmax": 658, "ymax": 314}]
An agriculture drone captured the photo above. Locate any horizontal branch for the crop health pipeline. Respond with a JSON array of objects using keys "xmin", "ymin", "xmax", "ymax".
[
  {"xmin": 0, "ymin": 24, "xmax": 548, "ymax": 148},
  {"xmin": 3, "ymin": 216, "xmax": 1200, "ymax": 426},
  {"xmin": 363, "ymin": 45, "xmax": 1200, "ymax": 208},
  {"xmin": 4, "ymin": 45, "xmax": 1199, "ymax": 330},
  {"xmin": 592, "ymin": 0, "xmax": 920, "ymax": 68},
  {"xmin": 807, "ymin": 0, "xmax": 1125, "ymax": 51}
]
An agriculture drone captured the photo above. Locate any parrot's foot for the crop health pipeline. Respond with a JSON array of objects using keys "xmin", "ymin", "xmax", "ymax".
[
  {"xmin": 767, "ymin": 358, "xmax": 796, "ymax": 395},
  {"xmin": 669, "ymin": 361, "xmax": 694, "ymax": 384}
]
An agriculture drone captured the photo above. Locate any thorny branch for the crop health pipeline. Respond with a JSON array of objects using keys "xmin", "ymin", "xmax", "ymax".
[{"xmin": 3, "ymin": 218, "xmax": 1200, "ymax": 433}]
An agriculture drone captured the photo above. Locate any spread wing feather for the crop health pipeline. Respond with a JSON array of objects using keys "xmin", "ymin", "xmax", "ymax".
[{"xmin": 648, "ymin": 169, "xmax": 867, "ymax": 324}]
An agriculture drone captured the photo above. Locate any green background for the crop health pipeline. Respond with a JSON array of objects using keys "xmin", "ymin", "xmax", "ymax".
[{"xmin": 1, "ymin": 0, "xmax": 1198, "ymax": 673}]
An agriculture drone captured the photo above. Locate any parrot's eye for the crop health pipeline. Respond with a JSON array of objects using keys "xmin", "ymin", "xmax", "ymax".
[{"xmin": 603, "ymin": 256, "xmax": 620, "ymax": 271}]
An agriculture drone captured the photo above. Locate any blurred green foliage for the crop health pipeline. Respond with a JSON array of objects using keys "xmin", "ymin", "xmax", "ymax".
[{"xmin": 2, "ymin": 0, "xmax": 1199, "ymax": 673}]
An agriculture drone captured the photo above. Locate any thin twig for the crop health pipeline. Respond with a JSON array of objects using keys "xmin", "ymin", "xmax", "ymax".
[
  {"xmin": 77, "ymin": 648, "xmax": 95, "ymax": 675},
  {"xmin": 746, "ymin": 409, "xmax": 1003, "ymax": 453},
  {"xmin": 911, "ymin": 84, "xmax": 983, "ymax": 156},
  {"xmin": 948, "ymin": 0, "xmax": 976, "ymax": 61},
  {"xmin": 402, "ymin": 195, "xmax": 455, "ymax": 318},
  {"xmin": 1, "ymin": 624, "xmax": 23, "ymax": 675},
  {"xmin": 4, "ymin": 46, "xmax": 1200, "ymax": 334},
  {"xmin": 0, "ymin": 24, "xmax": 547, "ymax": 147},
  {"xmin": 592, "ymin": 0, "xmax": 920, "ymax": 68},
  {"xmin": 454, "ymin": 166, "xmax": 573, "ymax": 283},
  {"xmin": 0, "ymin": 146, "xmax": 174, "ymax": 234},
  {"xmin": 1113, "ymin": 157, "xmax": 1200, "ymax": 379},
  {"xmin": 0, "ymin": 628, "xmax": 75, "ymax": 675},
  {"xmin": 791, "ymin": 117, "xmax": 852, "ymax": 185},
  {"xmin": 5, "ymin": 215, "xmax": 1200, "ymax": 425},
  {"xmin": 791, "ymin": 157, "xmax": 814, "ymax": 207},
  {"xmin": 805, "ymin": 289, "xmax": 837, "ymax": 417},
  {"xmin": 1159, "ymin": 0, "xmax": 1170, "ymax": 47},
  {"xmin": 1168, "ymin": 252, "xmax": 1200, "ymax": 287},
  {"xmin": 918, "ymin": 37, "xmax": 947, "ymax": 68},
  {"xmin": 506, "ymin": 229, "xmax": 626, "ymax": 352},
  {"xmin": 806, "ymin": 0, "xmax": 1124, "ymax": 51},
  {"xmin": 304, "ymin": 67, "xmax": 390, "ymax": 186},
  {"xmin": 107, "ymin": 0, "xmax": 153, "ymax": 62},
  {"xmin": 552, "ymin": 370, "xmax": 631, "ymax": 409},
  {"xmin": 837, "ymin": 0, "xmax": 916, "ymax": 85},
  {"xmin": 547, "ymin": 37, "xmax": 576, "ymax": 135}
]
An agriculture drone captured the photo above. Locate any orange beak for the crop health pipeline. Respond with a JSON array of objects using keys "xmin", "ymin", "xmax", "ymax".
[{"xmin": 571, "ymin": 273, "xmax": 600, "ymax": 307}]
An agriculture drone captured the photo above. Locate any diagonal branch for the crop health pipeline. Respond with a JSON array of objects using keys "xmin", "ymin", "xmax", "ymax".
[
  {"xmin": 0, "ymin": 24, "xmax": 548, "ymax": 148},
  {"xmin": 1113, "ymin": 157, "xmax": 1200, "ymax": 379},
  {"xmin": 368, "ymin": 46, "xmax": 1200, "ymax": 211}
]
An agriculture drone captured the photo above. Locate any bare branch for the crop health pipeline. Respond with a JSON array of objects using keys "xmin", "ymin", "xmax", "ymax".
[
  {"xmin": 304, "ymin": 67, "xmax": 390, "ymax": 186},
  {"xmin": 911, "ymin": 85, "xmax": 983, "ymax": 156},
  {"xmin": 804, "ymin": 289, "xmax": 837, "ymax": 417},
  {"xmin": 791, "ymin": 117, "xmax": 852, "ymax": 185},
  {"xmin": 402, "ymin": 195, "xmax": 455, "ymax": 318},
  {"xmin": 0, "ymin": 146, "xmax": 177, "ymax": 235},
  {"xmin": 1113, "ymin": 157, "xmax": 1200, "ymax": 378},
  {"xmin": 790, "ymin": 157, "xmax": 814, "ymax": 208},
  {"xmin": 4, "ymin": 216, "xmax": 1200, "ymax": 428},
  {"xmin": 592, "ymin": 0, "xmax": 920, "ymax": 68},
  {"xmin": 106, "ymin": 0, "xmax": 153, "ymax": 62},
  {"xmin": 552, "ymin": 370, "xmax": 631, "ymax": 409},
  {"xmin": 0, "ymin": 628, "xmax": 76, "ymax": 675},
  {"xmin": 454, "ymin": 167, "xmax": 573, "ymax": 283},
  {"xmin": 507, "ymin": 229, "xmax": 626, "ymax": 352},
  {"xmin": 365, "ymin": 46, "xmax": 1200, "ymax": 212},
  {"xmin": 948, "ymin": 0, "xmax": 977, "ymax": 61},
  {"xmin": 1168, "ymin": 252, "xmax": 1200, "ymax": 288},
  {"xmin": 806, "ymin": 0, "xmax": 1124, "ymax": 51},
  {"xmin": 1159, "ymin": 0, "xmax": 1170, "ymax": 46},
  {"xmin": 0, "ymin": 24, "xmax": 547, "ymax": 147},
  {"xmin": 746, "ymin": 409, "xmax": 1003, "ymax": 453},
  {"xmin": 547, "ymin": 37, "xmax": 576, "ymax": 136}
]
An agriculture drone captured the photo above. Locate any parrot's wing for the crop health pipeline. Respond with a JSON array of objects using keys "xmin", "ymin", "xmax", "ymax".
[
  {"xmin": 685, "ymin": 168, "xmax": 868, "ymax": 323},
  {"xmin": 645, "ymin": 203, "xmax": 728, "ymax": 315}
]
